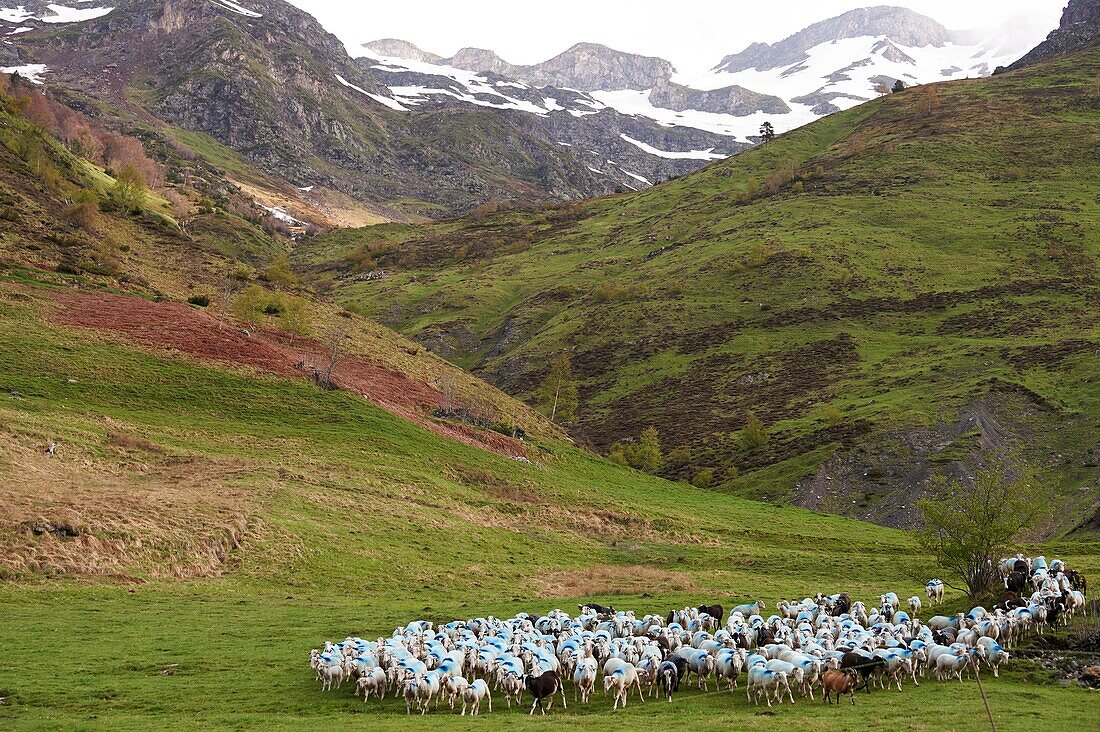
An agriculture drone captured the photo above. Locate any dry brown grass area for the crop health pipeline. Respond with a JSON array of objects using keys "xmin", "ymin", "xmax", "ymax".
[
  {"xmin": 0, "ymin": 431, "xmax": 259, "ymax": 580},
  {"xmin": 535, "ymin": 565, "xmax": 702, "ymax": 598}
]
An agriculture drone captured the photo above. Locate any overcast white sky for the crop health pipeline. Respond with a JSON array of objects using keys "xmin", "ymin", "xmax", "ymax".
[{"xmin": 287, "ymin": 1, "xmax": 1064, "ymax": 74}]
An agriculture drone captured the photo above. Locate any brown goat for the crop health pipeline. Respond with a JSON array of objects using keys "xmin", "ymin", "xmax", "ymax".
[{"xmin": 822, "ymin": 669, "xmax": 857, "ymax": 705}]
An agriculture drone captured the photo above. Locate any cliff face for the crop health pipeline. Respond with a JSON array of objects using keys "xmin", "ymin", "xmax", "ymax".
[{"xmin": 1004, "ymin": 0, "xmax": 1100, "ymax": 71}]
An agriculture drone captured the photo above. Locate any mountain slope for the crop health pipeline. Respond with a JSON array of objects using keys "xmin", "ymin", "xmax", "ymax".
[
  {"xmin": 1004, "ymin": 0, "xmax": 1100, "ymax": 71},
  {"xmin": 300, "ymin": 48, "xmax": 1100, "ymax": 534},
  {"xmin": 5, "ymin": 0, "xmax": 625, "ymax": 219}
]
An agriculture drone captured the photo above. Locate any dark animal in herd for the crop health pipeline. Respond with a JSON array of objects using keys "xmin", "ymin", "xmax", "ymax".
[
  {"xmin": 1005, "ymin": 571, "xmax": 1028, "ymax": 594},
  {"xmin": 580, "ymin": 603, "xmax": 615, "ymax": 617},
  {"xmin": 697, "ymin": 604, "xmax": 724, "ymax": 626},
  {"xmin": 658, "ymin": 657, "xmax": 688, "ymax": 701},
  {"xmin": 840, "ymin": 652, "xmax": 886, "ymax": 690},
  {"xmin": 524, "ymin": 670, "xmax": 567, "ymax": 715}
]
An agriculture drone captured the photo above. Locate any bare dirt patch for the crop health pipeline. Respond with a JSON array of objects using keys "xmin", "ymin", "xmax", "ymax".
[{"xmin": 50, "ymin": 291, "xmax": 524, "ymax": 458}]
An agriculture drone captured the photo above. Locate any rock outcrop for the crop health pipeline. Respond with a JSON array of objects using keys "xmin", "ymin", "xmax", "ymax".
[{"xmin": 1003, "ymin": 0, "xmax": 1100, "ymax": 71}]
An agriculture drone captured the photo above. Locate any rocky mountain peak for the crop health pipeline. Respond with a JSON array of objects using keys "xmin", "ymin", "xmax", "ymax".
[
  {"xmin": 442, "ymin": 42, "xmax": 674, "ymax": 91},
  {"xmin": 364, "ymin": 38, "xmax": 441, "ymax": 64},
  {"xmin": 446, "ymin": 47, "xmax": 513, "ymax": 75},
  {"xmin": 714, "ymin": 5, "xmax": 951, "ymax": 73}
]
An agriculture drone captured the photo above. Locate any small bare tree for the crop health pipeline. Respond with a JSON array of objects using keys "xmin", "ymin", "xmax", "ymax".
[
  {"xmin": 219, "ymin": 271, "xmax": 238, "ymax": 328},
  {"xmin": 315, "ymin": 327, "xmax": 347, "ymax": 391}
]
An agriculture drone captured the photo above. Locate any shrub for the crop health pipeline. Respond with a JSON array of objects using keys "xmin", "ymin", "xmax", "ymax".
[
  {"xmin": 61, "ymin": 189, "xmax": 99, "ymax": 230},
  {"xmin": 632, "ymin": 427, "xmax": 663, "ymax": 473},
  {"xmin": 607, "ymin": 427, "xmax": 663, "ymax": 474},
  {"xmin": 278, "ymin": 296, "xmax": 311, "ymax": 336},
  {"xmin": 187, "ymin": 294, "xmax": 211, "ymax": 307},
  {"xmin": 691, "ymin": 468, "xmax": 715, "ymax": 488},
  {"xmin": 109, "ymin": 163, "xmax": 147, "ymax": 213},
  {"xmin": 821, "ymin": 406, "xmax": 844, "ymax": 426},
  {"xmin": 608, "ymin": 444, "xmax": 630, "ymax": 466},
  {"xmin": 740, "ymin": 413, "xmax": 769, "ymax": 450},
  {"xmin": 232, "ymin": 285, "xmax": 274, "ymax": 323},
  {"xmin": 666, "ymin": 446, "xmax": 692, "ymax": 468},
  {"xmin": 260, "ymin": 253, "xmax": 299, "ymax": 287}
]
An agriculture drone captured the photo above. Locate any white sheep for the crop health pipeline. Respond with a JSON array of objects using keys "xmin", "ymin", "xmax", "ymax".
[
  {"xmin": 747, "ymin": 667, "xmax": 791, "ymax": 707},
  {"xmin": 355, "ymin": 667, "xmax": 387, "ymax": 701},
  {"xmin": 603, "ymin": 663, "xmax": 641, "ymax": 710},
  {"xmin": 461, "ymin": 679, "xmax": 492, "ymax": 715},
  {"xmin": 573, "ymin": 658, "xmax": 597, "ymax": 703}
]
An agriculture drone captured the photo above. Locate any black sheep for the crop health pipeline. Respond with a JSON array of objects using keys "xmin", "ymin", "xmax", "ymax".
[
  {"xmin": 524, "ymin": 671, "xmax": 566, "ymax": 715},
  {"xmin": 658, "ymin": 657, "xmax": 687, "ymax": 701}
]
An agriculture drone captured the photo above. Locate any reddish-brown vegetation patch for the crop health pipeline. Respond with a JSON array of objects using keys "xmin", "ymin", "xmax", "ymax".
[{"xmin": 50, "ymin": 291, "xmax": 524, "ymax": 457}]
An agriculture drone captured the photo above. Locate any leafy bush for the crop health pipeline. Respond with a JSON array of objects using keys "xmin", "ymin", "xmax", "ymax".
[
  {"xmin": 691, "ymin": 468, "xmax": 715, "ymax": 488},
  {"xmin": 188, "ymin": 295, "xmax": 211, "ymax": 307},
  {"xmin": 61, "ymin": 189, "xmax": 99, "ymax": 230},
  {"xmin": 108, "ymin": 163, "xmax": 147, "ymax": 213},
  {"xmin": 607, "ymin": 427, "xmax": 663, "ymax": 474},
  {"xmin": 260, "ymin": 253, "xmax": 299, "ymax": 287},
  {"xmin": 740, "ymin": 413, "xmax": 769, "ymax": 450},
  {"xmin": 231, "ymin": 285, "xmax": 311, "ymax": 335}
]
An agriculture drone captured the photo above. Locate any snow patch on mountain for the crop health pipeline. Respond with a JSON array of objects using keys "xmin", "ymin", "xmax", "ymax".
[
  {"xmin": 335, "ymin": 73, "xmax": 408, "ymax": 111},
  {"xmin": 619, "ymin": 133, "xmax": 724, "ymax": 161},
  {"xmin": 364, "ymin": 51, "xmax": 591, "ymax": 116},
  {"xmin": 39, "ymin": 4, "xmax": 113, "ymax": 23},
  {"xmin": 677, "ymin": 34, "xmax": 1024, "ymax": 127},
  {"xmin": 211, "ymin": 0, "xmax": 261, "ymax": 18},
  {"xmin": 590, "ymin": 88, "xmax": 817, "ymax": 141},
  {"xmin": 0, "ymin": 62, "xmax": 46, "ymax": 83},
  {"xmin": 0, "ymin": 4, "xmax": 113, "ymax": 24}
]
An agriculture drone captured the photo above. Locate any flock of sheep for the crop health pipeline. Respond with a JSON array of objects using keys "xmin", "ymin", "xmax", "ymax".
[{"xmin": 308, "ymin": 553, "xmax": 1088, "ymax": 715}]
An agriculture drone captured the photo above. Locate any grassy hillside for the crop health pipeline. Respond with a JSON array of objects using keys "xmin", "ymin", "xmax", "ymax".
[
  {"xmin": 0, "ymin": 51, "xmax": 1098, "ymax": 731},
  {"xmin": 2, "ymin": 270, "xmax": 1098, "ymax": 730},
  {"xmin": 299, "ymin": 49, "xmax": 1100, "ymax": 532}
]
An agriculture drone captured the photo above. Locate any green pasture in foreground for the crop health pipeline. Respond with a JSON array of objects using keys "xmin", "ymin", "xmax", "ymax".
[{"xmin": 0, "ymin": 279, "xmax": 1097, "ymax": 730}]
